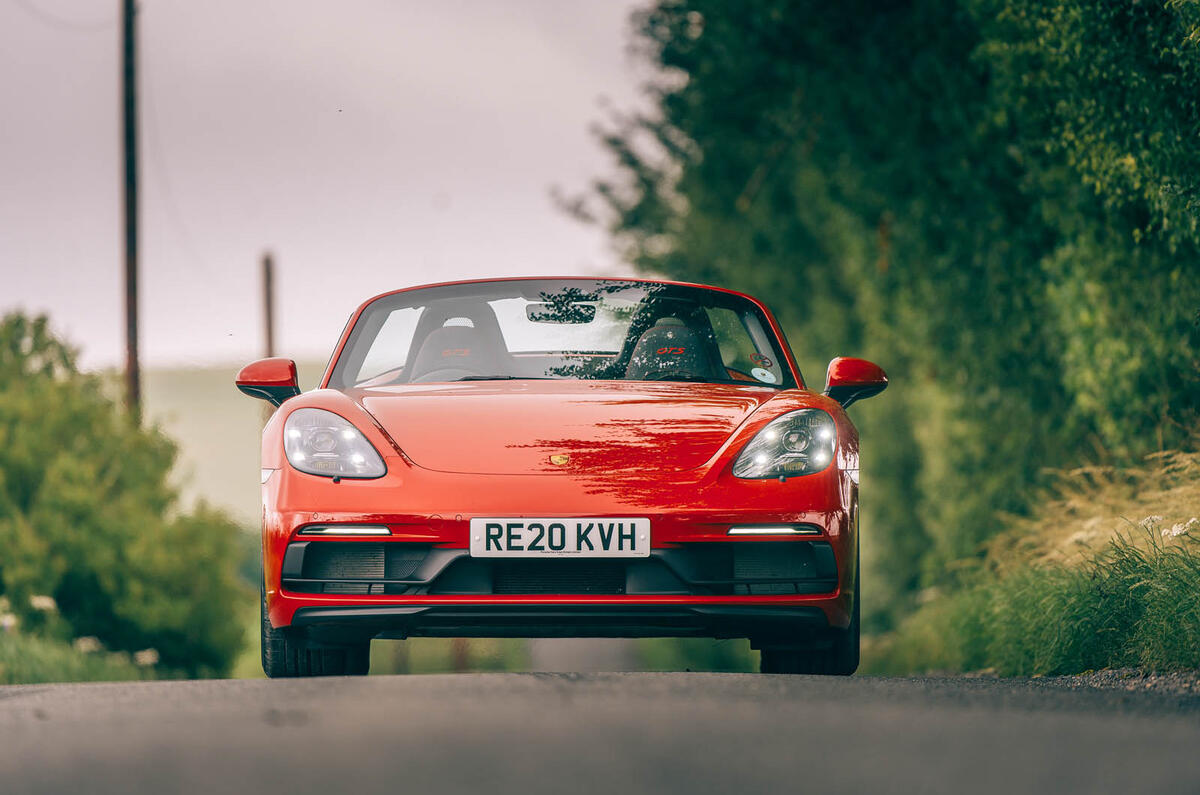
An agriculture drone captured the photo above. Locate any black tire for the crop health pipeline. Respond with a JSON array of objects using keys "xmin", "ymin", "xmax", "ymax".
[
  {"xmin": 759, "ymin": 549, "xmax": 860, "ymax": 676},
  {"xmin": 260, "ymin": 579, "xmax": 370, "ymax": 678}
]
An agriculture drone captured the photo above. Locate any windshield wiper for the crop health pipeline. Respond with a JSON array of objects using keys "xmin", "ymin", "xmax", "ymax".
[
  {"xmin": 644, "ymin": 374, "xmax": 717, "ymax": 383},
  {"xmin": 643, "ymin": 374, "xmax": 783, "ymax": 388},
  {"xmin": 453, "ymin": 375, "xmax": 553, "ymax": 381}
]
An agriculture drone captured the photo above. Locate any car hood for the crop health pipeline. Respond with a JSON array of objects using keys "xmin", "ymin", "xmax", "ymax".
[{"xmin": 351, "ymin": 380, "xmax": 782, "ymax": 475}]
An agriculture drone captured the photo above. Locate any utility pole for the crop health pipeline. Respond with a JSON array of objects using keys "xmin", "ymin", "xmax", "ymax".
[
  {"xmin": 121, "ymin": 0, "xmax": 140, "ymax": 421},
  {"xmin": 261, "ymin": 252, "xmax": 277, "ymax": 424},
  {"xmin": 262, "ymin": 252, "xmax": 276, "ymax": 358},
  {"xmin": 452, "ymin": 637, "xmax": 470, "ymax": 673}
]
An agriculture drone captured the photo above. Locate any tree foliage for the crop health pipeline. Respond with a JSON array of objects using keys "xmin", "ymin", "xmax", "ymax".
[
  {"xmin": 0, "ymin": 313, "xmax": 245, "ymax": 675},
  {"xmin": 578, "ymin": 0, "xmax": 1200, "ymax": 627}
]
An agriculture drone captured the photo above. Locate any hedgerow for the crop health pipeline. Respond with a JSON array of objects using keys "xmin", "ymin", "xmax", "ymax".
[
  {"xmin": 863, "ymin": 526, "xmax": 1200, "ymax": 674},
  {"xmin": 0, "ymin": 313, "xmax": 245, "ymax": 677}
]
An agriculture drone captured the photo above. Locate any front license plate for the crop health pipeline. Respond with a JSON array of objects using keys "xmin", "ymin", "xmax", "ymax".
[{"xmin": 469, "ymin": 518, "xmax": 651, "ymax": 558}]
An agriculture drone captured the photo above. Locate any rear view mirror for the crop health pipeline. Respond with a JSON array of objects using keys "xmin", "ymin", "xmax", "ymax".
[
  {"xmin": 236, "ymin": 358, "xmax": 301, "ymax": 406},
  {"xmin": 526, "ymin": 302, "xmax": 597, "ymax": 324},
  {"xmin": 823, "ymin": 357, "xmax": 888, "ymax": 409}
]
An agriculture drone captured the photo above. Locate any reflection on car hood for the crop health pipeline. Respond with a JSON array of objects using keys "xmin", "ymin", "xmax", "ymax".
[{"xmin": 352, "ymin": 380, "xmax": 782, "ymax": 475}]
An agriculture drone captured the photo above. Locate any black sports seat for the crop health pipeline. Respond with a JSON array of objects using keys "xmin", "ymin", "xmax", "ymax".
[
  {"xmin": 407, "ymin": 325, "xmax": 507, "ymax": 382},
  {"xmin": 624, "ymin": 323, "xmax": 724, "ymax": 381}
]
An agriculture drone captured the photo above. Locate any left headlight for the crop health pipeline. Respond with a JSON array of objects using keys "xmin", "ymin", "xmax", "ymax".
[
  {"xmin": 284, "ymin": 408, "xmax": 386, "ymax": 478},
  {"xmin": 732, "ymin": 409, "xmax": 836, "ymax": 479}
]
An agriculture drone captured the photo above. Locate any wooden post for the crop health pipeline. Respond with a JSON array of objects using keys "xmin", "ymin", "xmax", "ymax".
[
  {"xmin": 122, "ymin": 0, "xmax": 140, "ymax": 421},
  {"xmin": 451, "ymin": 638, "xmax": 470, "ymax": 672},
  {"xmin": 261, "ymin": 252, "xmax": 276, "ymax": 423},
  {"xmin": 262, "ymin": 252, "xmax": 276, "ymax": 357}
]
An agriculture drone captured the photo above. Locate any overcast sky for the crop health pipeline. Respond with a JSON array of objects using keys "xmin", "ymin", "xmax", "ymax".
[{"xmin": 1, "ymin": 0, "xmax": 645, "ymax": 369}]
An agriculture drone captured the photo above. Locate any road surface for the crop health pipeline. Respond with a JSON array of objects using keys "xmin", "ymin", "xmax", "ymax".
[
  {"xmin": 527, "ymin": 638, "xmax": 639, "ymax": 671},
  {"xmin": 0, "ymin": 673, "xmax": 1197, "ymax": 794}
]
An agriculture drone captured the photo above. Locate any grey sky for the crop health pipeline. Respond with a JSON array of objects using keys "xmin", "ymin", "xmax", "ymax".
[{"xmin": 1, "ymin": 0, "xmax": 645, "ymax": 370}]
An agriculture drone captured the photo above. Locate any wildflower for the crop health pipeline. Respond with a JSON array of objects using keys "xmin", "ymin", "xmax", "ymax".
[
  {"xmin": 29, "ymin": 595, "xmax": 57, "ymax": 612},
  {"xmin": 1139, "ymin": 515, "xmax": 1165, "ymax": 529},
  {"xmin": 1163, "ymin": 517, "xmax": 1199, "ymax": 539},
  {"xmin": 0, "ymin": 614, "xmax": 17, "ymax": 633},
  {"xmin": 72, "ymin": 636, "xmax": 102, "ymax": 654},
  {"xmin": 133, "ymin": 648, "xmax": 159, "ymax": 667}
]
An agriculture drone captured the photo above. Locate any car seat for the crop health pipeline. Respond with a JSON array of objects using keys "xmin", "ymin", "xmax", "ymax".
[
  {"xmin": 407, "ymin": 324, "xmax": 508, "ymax": 382},
  {"xmin": 624, "ymin": 318, "xmax": 726, "ymax": 381}
]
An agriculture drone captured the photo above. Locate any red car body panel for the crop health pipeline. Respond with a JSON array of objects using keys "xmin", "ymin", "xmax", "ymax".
[
  {"xmin": 237, "ymin": 357, "xmax": 299, "ymax": 390},
  {"xmin": 255, "ymin": 277, "xmax": 875, "ymax": 642},
  {"xmin": 355, "ymin": 381, "xmax": 779, "ymax": 475}
]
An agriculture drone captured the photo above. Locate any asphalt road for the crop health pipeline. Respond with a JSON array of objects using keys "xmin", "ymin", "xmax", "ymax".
[
  {"xmin": 0, "ymin": 673, "xmax": 1197, "ymax": 794},
  {"xmin": 527, "ymin": 638, "xmax": 639, "ymax": 671}
]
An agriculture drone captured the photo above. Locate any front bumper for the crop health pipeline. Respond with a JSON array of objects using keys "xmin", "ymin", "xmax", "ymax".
[
  {"xmin": 263, "ymin": 455, "xmax": 858, "ymax": 635},
  {"xmin": 293, "ymin": 603, "xmax": 831, "ymax": 643}
]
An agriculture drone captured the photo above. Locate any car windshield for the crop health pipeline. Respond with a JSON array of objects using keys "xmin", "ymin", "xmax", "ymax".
[{"xmin": 328, "ymin": 279, "xmax": 797, "ymax": 389}]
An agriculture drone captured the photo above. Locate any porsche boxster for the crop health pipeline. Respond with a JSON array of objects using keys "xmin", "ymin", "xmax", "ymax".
[{"xmin": 237, "ymin": 277, "xmax": 887, "ymax": 676}]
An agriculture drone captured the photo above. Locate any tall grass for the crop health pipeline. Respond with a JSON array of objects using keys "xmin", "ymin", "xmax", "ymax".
[
  {"xmin": 864, "ymin": 528, "xmax": 1200, "ymax": 675},
  {"xmin": 0, "ymin": 632, "xmax": 150, "ymax": 684}
]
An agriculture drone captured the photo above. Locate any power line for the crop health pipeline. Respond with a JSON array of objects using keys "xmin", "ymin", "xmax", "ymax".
[
  {"xmin": 141, "ymin": 43, "xmax": 217, "ymax": 284},
  {"xmin": 10, "ymin": 0, "xmax": 115, "ymax": 32}
]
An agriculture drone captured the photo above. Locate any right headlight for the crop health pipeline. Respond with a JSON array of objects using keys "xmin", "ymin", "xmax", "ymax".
[
  {"xmin": 732, "ymin": 409, "xmax": 836, "ymax": 479},
  {"xmin": 284, "ymin": 408, "xmax": 386, "ymax": 478}
]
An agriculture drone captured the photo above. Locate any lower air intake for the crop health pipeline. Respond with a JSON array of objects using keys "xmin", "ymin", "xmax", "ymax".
[
  {"xmin": 493, "ymin": 560, "xmax": 626, "ymax": 594},
  {"xmin": 306, "ymin": 544, "xmax": 385, "ymax": 580}
]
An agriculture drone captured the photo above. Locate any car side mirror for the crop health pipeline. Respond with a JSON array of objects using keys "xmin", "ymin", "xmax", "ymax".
[
  {"xmin": 236, "ymin": 358, "xmax": 301, "ymax": 406},
  {"xmin": 823, "ymin": 357, "xmax": 888, "ymax": 409}
]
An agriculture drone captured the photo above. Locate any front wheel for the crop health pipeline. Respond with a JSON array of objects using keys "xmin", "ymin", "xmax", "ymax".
[
  {"xmin": 759, "ymin": 554, "xmax": 860, "ymax": 676},
  {"xmin": 260, "ymin": 581, "xmax": 370, "ymax": 678}
]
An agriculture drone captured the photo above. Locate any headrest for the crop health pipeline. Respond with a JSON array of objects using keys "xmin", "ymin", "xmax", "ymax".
[
  {"xmin": 624, "ymin": 324, "xmax": 720, "ymax": 381},
  {"xmin": 407, "ymin": 325, "xmax": 504, "ymax": 382}
]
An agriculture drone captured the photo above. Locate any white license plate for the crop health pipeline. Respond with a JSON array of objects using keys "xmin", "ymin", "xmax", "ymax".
[{"xmin": 469, "ymin": 518, "xmax": 651, "ymax": 558}]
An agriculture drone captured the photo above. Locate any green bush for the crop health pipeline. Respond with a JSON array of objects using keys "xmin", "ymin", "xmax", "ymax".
[
  {"xmin": 864, "ymin": 528, "xmax": 1200, "ymax": 675},
  {"xmin": 0, "ymin": 313, "xmax": 246, "ymax": 677},
  {"xmin": 0, "ymin": 631, "xmax": 150, "ymax": 685}
]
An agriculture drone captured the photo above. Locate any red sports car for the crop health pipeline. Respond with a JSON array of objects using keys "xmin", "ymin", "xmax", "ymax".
[{"xmin": 237, "ymin": 277, "xmax": 887, "ymax": 676}]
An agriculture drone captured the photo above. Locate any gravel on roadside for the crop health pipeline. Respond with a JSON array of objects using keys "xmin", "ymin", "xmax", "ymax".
[{"xmin": 1042, "ymin": 669, "xmax": 1200, "ymax": 697}]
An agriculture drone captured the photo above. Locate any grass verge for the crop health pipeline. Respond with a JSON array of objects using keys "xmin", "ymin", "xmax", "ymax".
[
  {"xmin": 369, "ymin": 638, "xmax": 529, "ymax": 674},
  {"xmin": 635, "ymin": 638, "xmax": 756, "ymax": 672},
  {"xmin": 0, "ymin": 632, "xmax": 151, "ymax": 684},
  {"xmin": 864, "ymin": 528, "xmax": 1200, "ymax": 675}
]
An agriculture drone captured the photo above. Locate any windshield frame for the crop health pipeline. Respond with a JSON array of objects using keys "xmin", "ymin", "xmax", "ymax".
[{"xmin": 322, "ymin": 277, "xmax": 805, "ymax": 390}]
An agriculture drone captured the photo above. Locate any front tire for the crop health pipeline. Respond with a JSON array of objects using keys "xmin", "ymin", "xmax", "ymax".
[
  {"xmin": 261, "ymin": 580, "xmax": 370, "ymax": 678},
  {"xmin": 759, "ymin": 551, "xmax": 860, "ymax": 676}
]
